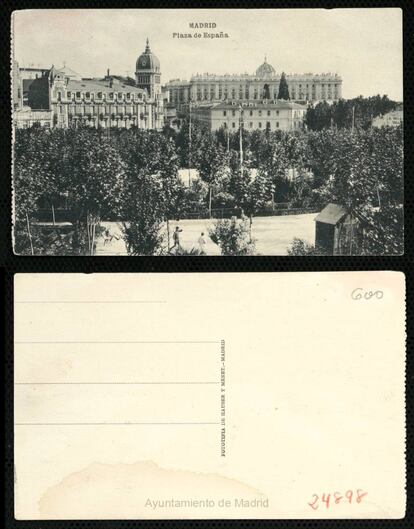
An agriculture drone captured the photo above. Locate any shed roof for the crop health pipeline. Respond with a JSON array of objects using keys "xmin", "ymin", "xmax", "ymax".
[{"xmin": 314, "ymin": 203, "xmax": 347, "ymax": 225}]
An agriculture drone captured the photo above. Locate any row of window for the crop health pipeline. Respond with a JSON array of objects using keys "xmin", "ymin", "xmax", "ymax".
[
  {"xmin": 194, "ymin": 82, "xmax": 339, "ymax": 95},
  {"xmin": 171, "ymin": 88, "xmax": 339, "ymax": 103},
  {"xmin": 194, "ymin": 91, "xmax": 339, "ymax": 102},
  {"xmin": 291, "ymin": 90, "xmax": 337, "ymax": 96},
  {"xmin": 137, "ymin": 75, "xmax": 161, "ymax": 83},
  {"xmin": 194, "ymin": 83, "xmax": 340, "ymax": 95},
  {"xmin": 57, "ymin": 91, "xmax": 143, "ymax": 101},
  {"xmin": 223, "ymin": 109, "xmax": 282, "ymax": 117},
  {"xmin": 60, "ymin": 105, "xmax": 140, "ymax": 115},
  {"xmin": 196, "ymin": 90, "xmax": 274, "ymax": 101},
  {"xmin": 69, "ymin": 115, "xmax": 139, "ymax": 121},
  {"xmin": 224, "ymin": 121, "xmax": 280, "ymax": 129},
  {"xmin": 17, "ymin": 121, "xmax": 51, "ymax": 129},
  {"xmin": 296, "ymin": 87, "xmax": 338, "ymax": 97}
]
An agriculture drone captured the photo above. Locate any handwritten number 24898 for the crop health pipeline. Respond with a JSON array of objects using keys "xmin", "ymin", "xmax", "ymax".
[{"xmin": 308, "ymin": 489, "xmax": 368, "ymax": 510}]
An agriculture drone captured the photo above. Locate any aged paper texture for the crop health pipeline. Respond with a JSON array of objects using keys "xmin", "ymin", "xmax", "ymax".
[{"xmin": 14, "ymin": 272, "xmax": 405, "ymax": 519}]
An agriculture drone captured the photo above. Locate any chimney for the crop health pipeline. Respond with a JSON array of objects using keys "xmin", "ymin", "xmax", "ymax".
[{"xmin": 107, "ymin": 68, "xmax": 110, "ymax": 77}]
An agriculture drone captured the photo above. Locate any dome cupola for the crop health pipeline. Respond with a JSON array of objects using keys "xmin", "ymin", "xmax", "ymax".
[
  {"xmin": 135, "ymin": 38, "xmax": 162, "ymax": 101},
  {"xmin": 136, "ymin": 38, "xmax": 160, "ymax": 72},
  {"xmin": 256, "ymin": 56, "xmax": 276, "ymax": 77}
]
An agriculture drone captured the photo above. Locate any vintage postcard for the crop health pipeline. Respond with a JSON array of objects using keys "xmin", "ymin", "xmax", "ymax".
[
  {"xmin": 14, "ymin": 271, "xmax": 405, "ymax": 519},
  {"xmin": 11, "ymin": 8, "xmax": 403, "ymax": 256}
]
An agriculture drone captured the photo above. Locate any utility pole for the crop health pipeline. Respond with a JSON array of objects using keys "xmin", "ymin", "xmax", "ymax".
[
  {"xmin": 351, "ymin": 105, "xmax": 355, "ymax": 133},
  {"xmin": 188, "ymin": 99, "xmax": 192, "ymax": 187},
  {"xmin": 107, "ymin": 103, "xmax": 111, "ymax": 139},
  {"xmin": 226, "ymin": 115, "xmax": 230, "ymax": 153},
  {"xmin": 239, "ymin": 104, "xmax": 243, "ymax": 175}
]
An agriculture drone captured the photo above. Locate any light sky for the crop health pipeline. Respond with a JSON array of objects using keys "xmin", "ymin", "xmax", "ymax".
[{"xmin": 13, "ymin": 8, "xmax": 403, "ymax": 100}]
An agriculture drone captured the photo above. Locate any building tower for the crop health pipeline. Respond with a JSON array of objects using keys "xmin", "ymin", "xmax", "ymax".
[
  {"xmin": 135, "ymin": 38, "xmax": 161, "ymax": 100},
  {"xmin": 135, "ymin": 38, "xmax": 163, "ymax": 129}
]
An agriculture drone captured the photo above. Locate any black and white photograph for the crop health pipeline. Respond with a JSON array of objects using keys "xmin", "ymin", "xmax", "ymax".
[
  {"xmin": 11, "ymin": 8, "xmax": 403, "ymax": 256},
  {"xmin": 4, "ymin": 4, "xmax": 412, "ymax": 524}
]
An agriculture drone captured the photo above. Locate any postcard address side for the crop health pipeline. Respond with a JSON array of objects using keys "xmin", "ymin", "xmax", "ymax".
[{"xmin": 14, "ymin": 272, "xmax": 405, "ymax": 519}]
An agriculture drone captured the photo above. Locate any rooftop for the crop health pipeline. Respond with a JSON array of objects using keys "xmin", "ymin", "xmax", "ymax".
[
  {"xmin": 314, "ymin": 203, "xmax": 348, "ymax": 225},
  {"xmin": 66, "ymin": 78, "xmax": 145, "ymax": 94},
  {"xmin": 190, "ymin": 72, "xmax": 341, "ymax": 81},
  {"xmin": 208, "ymin": 100, "xmax": 308, "ymax": 110},
  {"xmin": 56, "ymin": 65, "xmax": 82, "ymax": 80}
]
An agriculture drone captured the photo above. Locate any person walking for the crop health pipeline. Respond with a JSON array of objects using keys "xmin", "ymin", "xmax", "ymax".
[
  {"xmin": 170, "ymin": 226, "xmax": 183, "ymax": 254},
  {"xmin": 197, "ymin": 232, "xmax": 207, "ymax": 255}
]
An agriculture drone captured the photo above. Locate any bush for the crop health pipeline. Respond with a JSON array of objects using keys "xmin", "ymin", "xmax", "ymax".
[
  {"xmin": 209, "ymin": 217, "xmax": 256, "ymax": 256},
  {"xmin": 171, "ymin": 247, "xmax": 203, "ymax": 256},
  {"xmin": 14, "ymin": 222, "xmax": 79, "ymax": 256},
  {"xmin": 122, "ymin": 219, "xmax": 165, "ymax": 256},
  {"xmin": 287, "ymin": 237, "xmax": 327, "ymax": 256},
  {"xmin": 211, "ymin": 191, "xmax": 236, "ymax": 210}
]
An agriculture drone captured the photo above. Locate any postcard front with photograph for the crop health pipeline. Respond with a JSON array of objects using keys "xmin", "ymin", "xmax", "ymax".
[{"xmin": 11, "ymin": 8, "xmax": 403, "ymax": 256}]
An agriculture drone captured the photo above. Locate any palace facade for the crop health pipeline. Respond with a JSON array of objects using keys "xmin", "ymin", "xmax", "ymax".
[
  {"xmin": 14, "ymin": 39, "xmax": 164, "ymax": 130},
  {"xmin": 163, "ymin": 57, "xmax": 342, "ymax": 109}
]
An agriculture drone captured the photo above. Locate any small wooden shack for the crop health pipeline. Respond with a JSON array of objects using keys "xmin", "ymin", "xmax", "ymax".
[{"xmin": 314, "ymin": 203, "xmax": 361, "ymax": 255}]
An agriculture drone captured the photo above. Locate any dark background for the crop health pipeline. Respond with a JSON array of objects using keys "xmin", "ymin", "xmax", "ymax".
[{"xmin": 2, "ymin": 1, "xmax": 413, "ymax": 528}]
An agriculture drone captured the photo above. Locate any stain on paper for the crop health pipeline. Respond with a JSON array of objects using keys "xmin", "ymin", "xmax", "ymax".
[{"xmin": 39, "ymin": 460, "xmax": 265, "ymax": 518}]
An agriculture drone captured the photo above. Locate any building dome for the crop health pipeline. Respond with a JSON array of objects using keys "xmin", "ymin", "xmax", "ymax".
[
  {"xmin": 136, "ymin": 38, "xmax": 160, "ymax": 72},
  {"xmin": 256, "ymin": 56, "xmax": 276, "ymax": 77}
]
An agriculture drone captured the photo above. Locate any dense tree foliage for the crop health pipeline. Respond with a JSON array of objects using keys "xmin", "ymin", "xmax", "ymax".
[
  {"xmin": 114, "ymin": 129, "xmax": 182, "ymax": 254},
  {"xmin": 306, "ymin": 95, "xmax": 399, "ymax": 131},
  {"xmin": 13, "ymin": 113, "xmax": 403, "ymax": 255},
  {"xmin": 14, "ymin": 127, "xmax": 124, "ymax": 254}
]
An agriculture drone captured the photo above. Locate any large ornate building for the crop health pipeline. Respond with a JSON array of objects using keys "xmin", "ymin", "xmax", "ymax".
[
  {"xmin": 164, "ymin": 57, "xmax": 342, "ymax": 109},
  {"xmin": 14, "ymin": 39, "xmax": 164, "ymax": 130},
  {"xmin": 192, "ymin": 100, "xmax": 307, "ymax": 132}
]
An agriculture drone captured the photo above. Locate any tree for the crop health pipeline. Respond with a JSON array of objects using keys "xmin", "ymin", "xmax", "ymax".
[
  {"xmin": 162, "ymin": 123, "xmax": 177, "ymax": 142},
  {"xmin": 14, "ymin": 128, "xmax": 64, "ymax": 228},
  {"xmin": 318, "ymin": 126, "xmax": 403, "ymax": 255},
  {"xmin": 306, "ymin": 100, "xmax": 332, "ymax": 130},
  {"xmin": 13, "ymin": 127, "xmax": 124, "ymax": 255},
  {"xmin": 229, "ymin": 166, "xmax": 268, "ymax": 239},
  {"xmin": 176, "ymin": 179, "xmax": 209, "ymax": 217},
  {"xmin": 175, "ymin": 118, "xmax": 204, "ymax": 168},
  {"xmin": 305, "ymin": 130, "xmax": 338, "ymax": 186},
  {"xmin": 62, "ymin": 128, "xmax": 124, "ymax": 255},
  {"xmin": 208, "ymin": 217, "xmax": 256, "ymax": 255},
  {"xmin": 194, "ymin": 134, "xmax": 228, "ymax": 217},
  {"xmin": 306, "ymin": 96, "xmax": 399, "ymax": 131},
  {"xmin": 255, "ymin": 132, "xmax": 309, "ymax": 205},
  {"xmin": 121, "ymin": 168, "xmax": 166, "ymax": 255},
  {"xmin": 116, "ymin": 129, "xmax": 181, "ymax": 254},
  {"xmin": 278, "ymin": 72, "xmax": 290, "ymax": 100}
]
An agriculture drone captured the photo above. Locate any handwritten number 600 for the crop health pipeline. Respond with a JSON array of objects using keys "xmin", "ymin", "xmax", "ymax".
[{"xmin": 351, "ymin": 288, "xmax": 383, "ymax": 300}]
